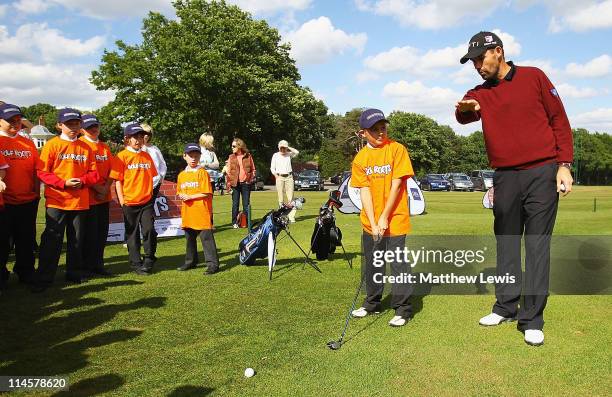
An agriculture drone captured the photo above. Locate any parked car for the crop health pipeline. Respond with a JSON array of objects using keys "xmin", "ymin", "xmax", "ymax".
[
  {"xmin": 294, "ymin": 170, "xmax": 325, "ymax": 191},
  {"xmin": 445, "ymin": 173, "xmax": 474, "ymax": 191},
  {"xmin": 251, "ymin": 170, "xmax": 265, "ymax": 191},
  {"xmin": 419, "ymin": 174, "xmax": 451, "ymax": 191},
  {"xmin": 470, "ymin": 169, "xmax": 494, "ymax": 191},
  {"xmin": 330, "ymin": 173, "xmax": 342, "ymax": 185}
]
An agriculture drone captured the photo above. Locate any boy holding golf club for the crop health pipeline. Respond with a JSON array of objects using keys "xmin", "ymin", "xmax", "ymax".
[
  {"xmin": 176, "ymin": 143, "xmax": 219, "ymax": 275},
  {"xmin": 350, "ymin": 109, "xmax": 414, "ymax": 327}
]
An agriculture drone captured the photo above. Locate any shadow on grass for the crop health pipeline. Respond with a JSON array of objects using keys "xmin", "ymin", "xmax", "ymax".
[
  {"xmin": 51, "ymin": 373, "xmax": 124, "ymax": 397},
  {"xmin": 167, "ymin": 385, "xmax": 215, "ymax": 396},
  {"xmin": 0, "ymin": 279, "xmax": 166, "ymax": 396}
]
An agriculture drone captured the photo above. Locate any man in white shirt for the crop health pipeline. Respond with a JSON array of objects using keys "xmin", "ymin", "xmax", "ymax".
[
  {"xmin": 141, "ymin": 123, "xmax": 167, "ymax": 199},
  {"xmin": 270, "ymin": 140, "xmax": 299, "ymax": 222}
]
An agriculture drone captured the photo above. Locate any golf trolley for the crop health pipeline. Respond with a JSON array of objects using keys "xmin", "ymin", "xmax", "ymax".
[
  {"xmin": 238, "ymin": 197, "xmax": 322, "ymax": 280},
  {"xmin": 307, "ymin": 190, "xmax": 352, "ymax": 268}
]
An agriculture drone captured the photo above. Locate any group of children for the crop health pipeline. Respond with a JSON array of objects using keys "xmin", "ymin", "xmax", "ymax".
[
  {"xmin": 1, "ymin": 104, "xmax": 416, "ymax": 328},
  {"xmin": 0, "ymin": 104, "xmax": 220, "ymax": 293}
]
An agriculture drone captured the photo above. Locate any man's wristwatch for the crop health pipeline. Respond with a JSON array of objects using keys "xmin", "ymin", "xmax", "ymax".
[{"xmin": 558, "ymin": 162, "xmax": 572, "ymax": 170}]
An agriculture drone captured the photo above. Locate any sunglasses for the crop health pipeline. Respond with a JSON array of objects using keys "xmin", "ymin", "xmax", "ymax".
[{"xmin": 231, "ymin": 144, "xmax": 237, "ymax": 148}]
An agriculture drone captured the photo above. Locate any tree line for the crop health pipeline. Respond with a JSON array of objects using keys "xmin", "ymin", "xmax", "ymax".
[{"xmin": 17, "ymin": 0, "xmax": 611, "ymax": 185}]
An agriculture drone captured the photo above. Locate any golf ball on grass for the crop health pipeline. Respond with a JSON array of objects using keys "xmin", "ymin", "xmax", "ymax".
[{"xmin": 244, "ymin": 368, "xmax": 255, "ymax": 378}]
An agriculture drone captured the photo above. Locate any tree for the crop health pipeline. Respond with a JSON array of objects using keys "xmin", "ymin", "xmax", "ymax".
[
  {"xmin": 387, "ymin": 112, "xmax": 458, "ymax": 177},
  {"xmin": 317, "ymin": 108, "xmax": 362, "ymax": 177},
  {"xmin": 20, "ymin": 103, "xmax": 58, "ymax": 133},
  {"xmin": 91, "ymin": 0, "xmax": 333, "ymax": 170}
]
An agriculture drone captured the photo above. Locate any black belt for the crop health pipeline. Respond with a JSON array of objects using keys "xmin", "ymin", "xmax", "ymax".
[{"xmin": 278, "ymin": 173, "xmax": 290, "ymax": 177}]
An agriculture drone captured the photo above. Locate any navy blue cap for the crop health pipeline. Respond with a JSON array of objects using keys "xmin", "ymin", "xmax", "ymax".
[
  {"xmin": 184, "ymin": 143, "xmax": 201, "ymax": 154},
  {"xmin": 82, "ymin": 114, "xmax": 100, "ymax": 129},
  {"xmin": 460, "ymin": 31, "xmax": 503, "ymax": 64},
  {"xmin": 359, "ymin": 108, "xmax": 388, "ymax": 129},
  {"xmin": 0, "ymin": 103, "xmax": 23, "ymax": 120},
  {"xmin": 58, "ymin": 108, "xmax": 82, "ymax": 123},
  {"xmin": 124, "ymin": 123, "xmax": 145, "ymax": 136}
]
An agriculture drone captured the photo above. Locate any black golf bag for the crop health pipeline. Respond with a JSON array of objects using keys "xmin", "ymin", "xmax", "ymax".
[{"xmin": 310, "ymin": 192, "xmax": 344, "ymax": 260}]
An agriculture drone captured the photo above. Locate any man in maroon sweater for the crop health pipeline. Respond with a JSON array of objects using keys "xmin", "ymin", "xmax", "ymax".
[{"xmin": 455, "ymin": 31, "xmax": 574, "ymax": 347}]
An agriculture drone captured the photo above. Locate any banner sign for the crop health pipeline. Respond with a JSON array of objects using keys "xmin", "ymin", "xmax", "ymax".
[{"xmin": 107, "ymin": 180, "xmax": 184, "ymax": 242}]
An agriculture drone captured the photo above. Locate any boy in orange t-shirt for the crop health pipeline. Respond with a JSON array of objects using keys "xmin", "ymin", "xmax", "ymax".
[
  {"xmin": 79, "ymin": 114, "xmax": 114, "ymax": 276},
  {"xmin": 349, "ymin": 109, "xmax": 415, "ymax": 327},
  {"xmin": 0, "ymin": 103, "xmax": 39, "ymax": 286},
  {"xmin": 0, "ymin": 151, "xmax": 9, "ymax": 289},
  {"xmin": 176, "ymin": 143, "xmax": 219, "ymax": 274},
  {"xmin": 110, "ymin": 123, "xmax": 158, "ymax": 275},
  {"xmin": 33, "ymin": 108, "xmax": 99, "ymax": 292}
]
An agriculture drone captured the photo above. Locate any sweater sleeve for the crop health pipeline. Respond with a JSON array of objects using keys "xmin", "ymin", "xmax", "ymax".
[
  {"xmin": 455, "ymin": 90, "xmax": 481, "ymax": 124},
  {"xmin": 37, "ymin": 170, "xmax": 66, "ymax": 189},
  {"xmin": 538, "ymin": 70, "xmax": 574, "ymax": 163},
  {"xmin": 270, "ymin": 153, "xmax": 277, "ymax": 175}
]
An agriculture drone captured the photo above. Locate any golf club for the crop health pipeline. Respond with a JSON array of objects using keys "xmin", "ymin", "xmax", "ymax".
[{"xmin": 327, "ymin": 233, "xmax": 382, "ymax": 350}]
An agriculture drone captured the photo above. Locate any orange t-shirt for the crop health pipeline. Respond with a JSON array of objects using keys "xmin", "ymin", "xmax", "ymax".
[
  {"xmin": 110, "ymin": 148, "xmax": 157, "ymax": 206},
  {"xmin": 176, "ymin": 167, "xmax": 213, "ymax": 230},
  {"xmin": 0, "ymin": 134, "xmax": 39, "ymax": 204},
  {"xmin": 0, "ymin": 151, "xmax": 8, "ymax": 208},
  {"xmin": 79, "ymin": 136, "xmax": 113, "ymax": 205},
  {"xmin": 351, "ymin": 140, "xmax": 414, "ymax": 236},
  {"xmin": 37, "ymin": 136, "xmax": 96, "ymax": 210}
]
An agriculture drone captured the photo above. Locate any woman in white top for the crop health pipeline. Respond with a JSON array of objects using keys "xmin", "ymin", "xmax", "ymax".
[
  {"xmin": 141, "ymin": 123, "xmax": 167, "ymax": 199},
  {"xmin": 270, "ymin": 140, "xmax": 299, "ymax": 222}
]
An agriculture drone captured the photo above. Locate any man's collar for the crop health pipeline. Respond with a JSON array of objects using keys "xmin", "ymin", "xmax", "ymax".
[
  {"xmin": 126, "ymin": 146, "xmax": 141, "ymax": 153},
  {"xmin": 504, "ymin": 61, "xmax": 516, "ymax": 81},
  {"xmin": 60, "ymin": 133, "xmax": 77, "ymax": 142}
]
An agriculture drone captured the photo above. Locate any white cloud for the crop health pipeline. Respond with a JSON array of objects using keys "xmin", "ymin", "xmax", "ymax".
[
  {"xmin": 50, "ymin": 0, "xmax": 172, "ymax": 19},
  {"xmin": 0, "ymin": 23, "xmax": 105, "ymax": 63},
  {"xmin": 570, "ymin": 108, "xmax": 612, "ymax": 133},
  {"xmin": 13, "ymin": 0, "xmax": 51, "ymax": 14},
  {"xmin": 355, "ymin": 0, "xmax": 506, "ymax": 29},
  {"xmin": 565, "ymin": 55, "xmax": 612, "ymax": 78},
  {"xmin": 548, "ymin": 0, "xmax": 612, "ymax": 32},
  {"xmin": 228, "ymin": 0, "xmax": 311, "ymax": 14},
  {"xmin": 383, "ymin": 80, "xmax": 460, "ymax": 114},
  {"xmin": 555, "ymin": 83, "xmax": 601, "ymax": 99},
  {"xmin": 365, "ymin": 29, "xmax": 520, "ymax": 77},
  {"xmin": 284, "ymin": 17, "xmax": 367, "ymax": 65},
  {"xmin": 0, "ymin": 62, "xmax": 114, "ymax": 109},
  {"xmin": 0, "ymin": 4, "xmax": 9, "ymax": 17}
]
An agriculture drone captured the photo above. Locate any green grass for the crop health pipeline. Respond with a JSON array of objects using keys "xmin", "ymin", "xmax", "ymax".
[{"xmin": 1, "ymin": 187, "xmax": 611, "ymax": 396}]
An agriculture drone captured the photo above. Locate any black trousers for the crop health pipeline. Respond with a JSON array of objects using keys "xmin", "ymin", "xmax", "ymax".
[
  {"xmin": 36, "ymin": 207, "xmax": 86, "ymax": 284},
  {"xmin": 231, "ymin": 182, "xmax": 251, "ymax": 224},
  {"xmin": 123, "ymin": 202, "xmax": 157, "ymax": 270},
  {"xmin": 0, "ymin": 199, "xmax": 38, "ymax": 282},
  {"xmin": 184, "ymin": 228, "xmax": 219, "ymax": 272},
  {"xmin": 492, "ymin": 162, "xmax": 559, "ymax": 331},
  {"xmin": 83, "ymin": 202, "xmax": 110, "ymax": 272},
  {"xmin": 362, "ymin": 233, "xmax": 413, "ymax": 318}
]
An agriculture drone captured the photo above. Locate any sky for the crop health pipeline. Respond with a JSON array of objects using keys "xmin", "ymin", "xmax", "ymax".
[{"xmin": 0, "ymin": 0, "xmax": 611, "ymax": 135}]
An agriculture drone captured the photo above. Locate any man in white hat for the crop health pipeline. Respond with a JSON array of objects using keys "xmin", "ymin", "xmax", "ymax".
[{"xmin": 270, "ymin": 140, "xmax": 299, "ymax": 222}]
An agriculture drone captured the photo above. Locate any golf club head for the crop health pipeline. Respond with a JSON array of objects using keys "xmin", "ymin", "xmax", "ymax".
[{"xmin": 326, "ymin": 340, "xmax": 341, "ymax": 350}]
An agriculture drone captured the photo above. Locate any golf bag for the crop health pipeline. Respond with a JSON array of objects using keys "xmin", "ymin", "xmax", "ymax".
[
  {"xmin": 239, "ymin": 198, "xmax": 305, "ymax": 266},
  {"xmin": 310, "ymin": 193, "xmax": 344, "ymax": 260}
]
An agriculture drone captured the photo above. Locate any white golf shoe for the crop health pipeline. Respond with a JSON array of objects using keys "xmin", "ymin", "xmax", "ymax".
[
  {"xmin": 388, "ymin": 315, "xmax": 407, "ymax": 327},
  {"xmin": 351, "ymin": 307, "xmax": 379, "ymax": 318},
  {"xmin": 479, "ymin": 312, "xmax": 514, "ymax": 326},
  {"xmin": 524, "ymin": 329, "xmax": 544, "ymax": 346}
]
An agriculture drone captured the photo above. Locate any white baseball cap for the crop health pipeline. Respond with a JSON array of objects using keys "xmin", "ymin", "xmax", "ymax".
[{"xmin": 278, "ymin": 140, "xmax": 289, "ymax": 148}]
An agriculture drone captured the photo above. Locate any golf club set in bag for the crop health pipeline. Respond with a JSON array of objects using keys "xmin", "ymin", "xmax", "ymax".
[{"xmin": 238, "ymin": 191, "xmax": 352, "ymax": 280}]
